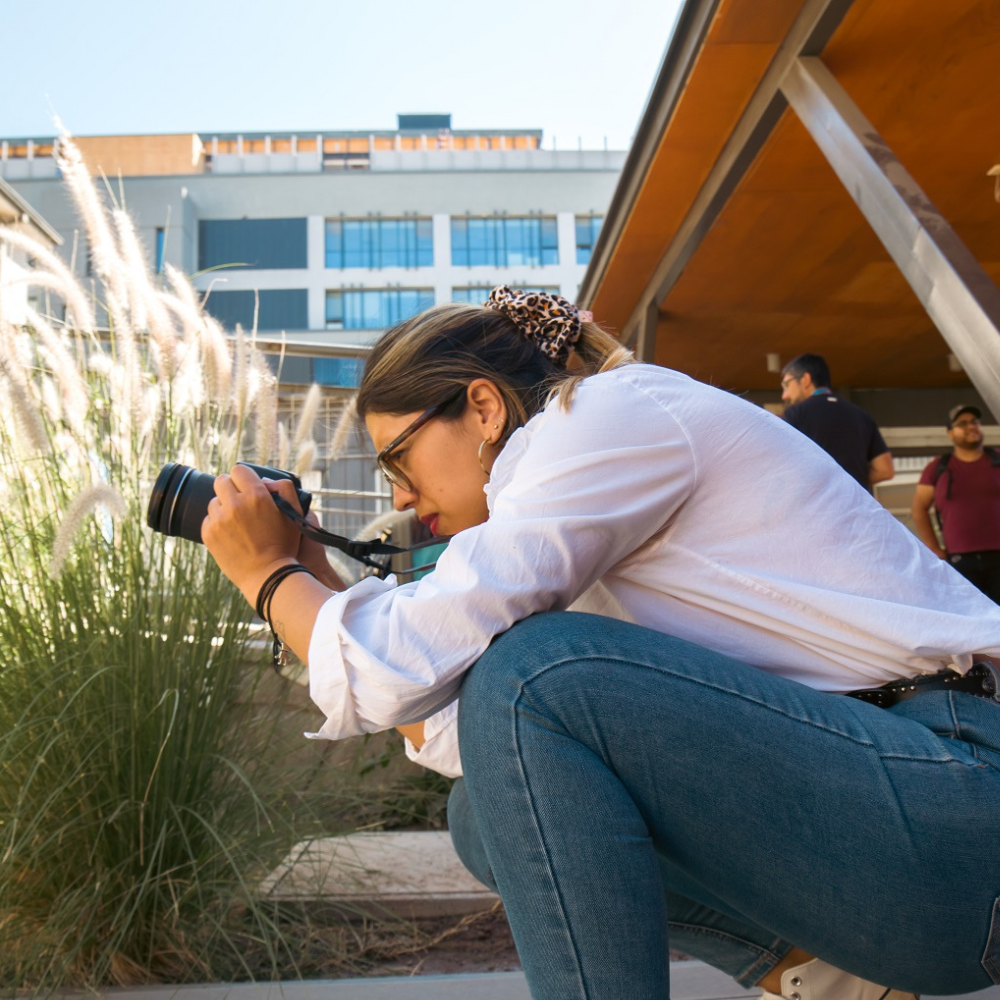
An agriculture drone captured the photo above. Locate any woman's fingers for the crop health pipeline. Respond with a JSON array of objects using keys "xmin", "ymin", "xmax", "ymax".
[{"xmin": 261, "ymin": 475, "xmax": 304, "ymax": 515}]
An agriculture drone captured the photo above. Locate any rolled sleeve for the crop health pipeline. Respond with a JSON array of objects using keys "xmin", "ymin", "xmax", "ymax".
[{"xmin": 403, "ymin": 702, "xmax": 462, "ymax": 777}]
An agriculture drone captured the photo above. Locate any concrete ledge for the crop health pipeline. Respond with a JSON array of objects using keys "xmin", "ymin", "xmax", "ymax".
[{"xmin": 259, "ymin": 831, "xmax": 499, "ymax": 918}]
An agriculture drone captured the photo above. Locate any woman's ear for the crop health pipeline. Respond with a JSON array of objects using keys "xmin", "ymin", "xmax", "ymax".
[{"xmin": 466, "ymin": 379, "xmax": 507, "ymax": 438}]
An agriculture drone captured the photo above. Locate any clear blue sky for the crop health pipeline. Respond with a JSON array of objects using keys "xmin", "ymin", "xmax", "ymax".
[{"xmin": 4, "ymin": 0, "xmax": 684, "ymax": 150}]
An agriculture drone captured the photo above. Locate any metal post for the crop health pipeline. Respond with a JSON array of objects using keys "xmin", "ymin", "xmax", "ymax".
[{"xmin": 782, "ymin": 56, "xmax": 1000, "ymax": 421}]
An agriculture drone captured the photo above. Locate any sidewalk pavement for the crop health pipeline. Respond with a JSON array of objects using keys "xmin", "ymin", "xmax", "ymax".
[{"xmin": 54, "ymin": 965, "xmax": 1000, "ymax": 1000}]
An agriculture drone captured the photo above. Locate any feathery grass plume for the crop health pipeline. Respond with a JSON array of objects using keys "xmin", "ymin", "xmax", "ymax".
[
  {"xmin": 171, "ymin": 329, "xmax": 207, "ymax": 415},
  {"xmin": 322, "ymin": 548, "xmax": 357, "ymax": 588},
  {"xmin": 48, "ymin": 483, "xmax": 127, "ymax": 577},
  {"xmin": 160, "ymin": 267, "xmax": 205, "ymax": 337},
  {"xmin": 277, "ymin": 420, "xmax": 290, "ymax": 469},
  {"xmin": 231, "ymin": 324, "xmax": 251, "ymax": 432},
  {"xmin": 55, "ymin": 136, "xmax": 132, "ymax": 337},
  {"xmin": 24, "ymin": 306, "xmax": 90, "ymax": 437},
  {"xmin": 0, "ymin": 336, "xmax": 48, "ymax": 454},
  {"xmin": 293, "ymin": 439, "xmax": 315, "ymax": 478},
  {"xmin": 199, "ymin": 315, "xmax": 233, "ymax": 400},
  {"xmin": 250, "ymin": 353, "xmax": 277, "ymax": 465},
  {"xmin": 293, "ymin": 383, "xmax": 322, "ymax": 449},
  {"xmin": 0, "ymin": 264, "xmax": 96, "ymax": 340},
  {"xmin": 0, "ymin": 227, "xmax": 95, "ymax": 333},
  {"xmin": 357, "ymin": 506, "xmax": 416, "ymax": 543},
  {"xmin": 40, "ymin": 374, "xmax": 63, "ymax": 427},
  {"xmin": 328, "ymin": 394, "xmax": 358, "ymax": 462},
  {"xmin": 113, "ymin": 208, "xmax": 178, "ymax": 378},
  {"xmin": 88, "ymin": 347, "xmax": 113, "ymax": 376},
  {"xmin": 138, "ymin": 382, "xmax": 162, "ymax": 453},
  {"xmin": 56, "ymin": 137, "xmax": 144, "ymax": 429}
]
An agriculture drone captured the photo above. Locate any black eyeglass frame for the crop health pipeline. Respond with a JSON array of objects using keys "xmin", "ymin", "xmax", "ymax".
[{"xmin": 377, "ymin": 388, "xmax": 466, "ymax": 492}]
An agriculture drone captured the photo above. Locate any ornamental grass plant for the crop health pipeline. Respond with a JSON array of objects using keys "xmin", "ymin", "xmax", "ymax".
[{"xmin": 0, "ymin": 137, "xmax": 334, "ymax": 990}]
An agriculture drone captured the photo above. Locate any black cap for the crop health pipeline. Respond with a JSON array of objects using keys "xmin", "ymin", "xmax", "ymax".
[{"xmin": 948, "ymin": 404, "xmax": 982, "ymax": 428}]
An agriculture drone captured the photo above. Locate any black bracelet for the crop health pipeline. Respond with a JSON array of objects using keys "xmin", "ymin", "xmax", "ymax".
[{"xmin": 255, "ymin": 563, "xmax": 315, "ymax": 672}]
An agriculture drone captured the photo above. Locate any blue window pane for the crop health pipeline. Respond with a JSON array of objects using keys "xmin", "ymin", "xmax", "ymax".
[
  {"xmin": 327, "ymin": 288, "xmax": 434, "ymax": 329},
  {"xmin": 452, "ymin": 284, "xmax": 560, "ymax": 303},
  {"xmin": 452, "ymin": 286, "xmax": 494, "ymax": 303},
  {"xmin": 315, "ymin": 358, "xmax": 364, "ymax": 387},
  {"xmin": 204, "ymin": 288, "xmax": 308, "ymax": 331},
  {"xmin": 575, "ymin": 215, "xmax": 603, "ymax": 265},
  {"xmin": 450, "ymin": 217, "xmax": 558, "ymax": 267},
  {"xmin": 199, "ymin": 218, "xmax": 307, "ymax": 270},
  {"xmin": 326, "ymin": 218, "xmax": 434, "ymax": 269}
]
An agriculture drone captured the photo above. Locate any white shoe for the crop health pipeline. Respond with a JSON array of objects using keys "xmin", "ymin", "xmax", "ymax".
[{"xmin": 759, "ymin": 957, "xmax": 919, "ymax": 1000}]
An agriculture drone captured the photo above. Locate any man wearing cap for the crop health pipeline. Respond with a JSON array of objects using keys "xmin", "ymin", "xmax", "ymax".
[
  {"xmin": 780, "ymin": 353, "xmax": 894, "ymax": 493},
  {"xmin": 911, "ymin": 404, "xmax": 1000, "ymax": 603}
]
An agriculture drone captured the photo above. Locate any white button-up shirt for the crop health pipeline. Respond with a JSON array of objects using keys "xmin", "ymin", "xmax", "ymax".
[{"xmin": 307, "ymin": 365, "xmax": 1000, "ymax": 776}]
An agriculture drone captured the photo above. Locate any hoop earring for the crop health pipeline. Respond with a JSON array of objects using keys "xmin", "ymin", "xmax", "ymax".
[{"xmin": 479, "ymin": 424, "xmax": 502, "ymax": 479}]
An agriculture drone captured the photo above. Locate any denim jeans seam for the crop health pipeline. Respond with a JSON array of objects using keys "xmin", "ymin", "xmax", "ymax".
[
  {"xmin": 511, "ymin": 690, "xmax": 592, "ymax": 998},
  {"xmin": 514, "ymin": 653, "xmax": 885, "ymax": 746},
  {"xmin": 981, "ymin": 896, "xmax": 1000, "ymax": 984},
  {"xmin": 514, "ymin": 654, "xmax": 988, "ymax": 768},
  {"xmin": 669, "ymin": 921, "xmax": 789, "ymax": 986}
]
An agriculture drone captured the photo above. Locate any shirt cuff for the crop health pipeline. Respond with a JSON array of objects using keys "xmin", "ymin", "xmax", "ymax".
[
  {"xmin": 305, "ymin": 578, "xmax": 394, "ymax": 740},
  {"xmin": 403, "ymin": 701, "xmax": 463, "ymax": 777}
]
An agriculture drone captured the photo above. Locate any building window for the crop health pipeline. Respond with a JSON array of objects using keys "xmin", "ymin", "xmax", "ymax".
[
  {"xmin": 314, "ymin": 357, "xmax": 365, "ymax": 387},
  {"xmin": 325, "ymin": 218, "xmax": 433, "ymax": 269},
  {"xmin": 325, "ymin": 288, "xmax": 435, "ymax": 330},
  {"xmin": 452, "ymin": 285, "xmax": 561, "ymax": 304},
  {"xmin": 575, "ymin": 215, "xmax": 603, "ymax": 265},
  {"xmin": 204, "ymin": 288, "xmax": 308, "ymax": 331},
  {"xmin": 451, "ymin": 216, "xmax": 559, "ymax": 267},
  {"xmin": 155, "ymin": 227, "xmax": 165, "ymax": 274},
  {"xmin": 198, "ymin": 218, "xmax": 307, "ymax": 270}
]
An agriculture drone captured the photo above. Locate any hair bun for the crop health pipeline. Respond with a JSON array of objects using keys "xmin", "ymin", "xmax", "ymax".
[{"xmin": 484, "ymin": 285, "xmax": 585, "ymax": 364}]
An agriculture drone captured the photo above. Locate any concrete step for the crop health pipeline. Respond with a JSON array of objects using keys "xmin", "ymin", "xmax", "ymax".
[{"xmin": 259, "ymin": 830, "xmax": 498, "ymax": 918}]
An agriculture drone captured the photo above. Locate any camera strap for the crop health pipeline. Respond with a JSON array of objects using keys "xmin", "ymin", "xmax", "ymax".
[{"xmin": 271, "ymin": 495, "xmax": 443, "ymax": 579}]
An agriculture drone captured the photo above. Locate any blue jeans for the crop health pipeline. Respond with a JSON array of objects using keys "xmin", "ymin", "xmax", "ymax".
[{"xmin": 450, "ymin": 612, "xmax": 1000, "ymax": 999}]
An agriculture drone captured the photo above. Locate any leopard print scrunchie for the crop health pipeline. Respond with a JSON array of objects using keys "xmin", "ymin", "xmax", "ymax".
[{"xmin": 484, "ymin": 285, "xmax": 592, "ymax": 365}]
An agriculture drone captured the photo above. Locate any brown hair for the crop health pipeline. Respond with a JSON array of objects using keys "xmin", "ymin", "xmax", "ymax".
[{"xmin": 356, "ymin": 302, "xmax": 633, "ymax": 439}]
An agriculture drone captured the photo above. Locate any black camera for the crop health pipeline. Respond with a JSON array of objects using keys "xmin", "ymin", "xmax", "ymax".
[{"xmin": 146, "ymin": 462, "xmax": 312, "ymax": 545}]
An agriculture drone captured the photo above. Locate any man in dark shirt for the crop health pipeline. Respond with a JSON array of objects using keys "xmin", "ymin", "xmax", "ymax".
[
  {"xmin": 780, "ymin": 353, "xmax": 894, "ymax": 493},
  {"xmin": 911, "ymin": 403, "xmax": 1000, "ymax": 603}
]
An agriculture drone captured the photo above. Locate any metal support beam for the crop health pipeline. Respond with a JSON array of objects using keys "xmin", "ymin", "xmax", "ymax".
[
  {"xmin": 782, "ymin": 56, "xmax": 1000, "ymax": 422},
  {"xmin": 633, "ymin": 299, "xmax": 661, "ymax": 363}
]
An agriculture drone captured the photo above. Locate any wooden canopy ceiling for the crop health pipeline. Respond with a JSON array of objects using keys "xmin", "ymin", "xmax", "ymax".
[{"xmin": 581, "ymin": 0, "xmax": 1000, "ymax": 399}]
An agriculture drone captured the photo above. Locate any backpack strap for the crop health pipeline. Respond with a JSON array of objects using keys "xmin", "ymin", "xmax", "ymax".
[{"xmin": 931, "ymin": 453, "xmax": 951, "ymax": 497}]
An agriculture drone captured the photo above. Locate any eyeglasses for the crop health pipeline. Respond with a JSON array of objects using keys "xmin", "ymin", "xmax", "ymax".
[
  {"xmin": 951, "ymin": 418, "xmax": 981, "ymax": 429},
  {"xmin": 377, "ymin": 389, "xmax": 465, "ymax": 492},
  {"xmin": 780, "ymin": 375, "xmax": 801, "ymax": 389}
]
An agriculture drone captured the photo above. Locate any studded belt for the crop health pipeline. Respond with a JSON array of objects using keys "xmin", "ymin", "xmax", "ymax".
[{"xmin": 844, "ymin": 661, "xmax": 1000, "ymax": 709}]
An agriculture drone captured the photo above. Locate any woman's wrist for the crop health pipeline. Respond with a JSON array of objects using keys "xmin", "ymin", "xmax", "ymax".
[{"xmin": 239, "ymin": 556, "xmax": 299, "ymax": 610}]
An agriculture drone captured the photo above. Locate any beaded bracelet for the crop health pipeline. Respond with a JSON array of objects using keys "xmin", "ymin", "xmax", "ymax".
[{"xmin": 255, "ymin": 562, "xmax": 315, "ymax": 672}]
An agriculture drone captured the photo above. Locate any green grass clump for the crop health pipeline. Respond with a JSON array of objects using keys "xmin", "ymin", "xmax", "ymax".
[{"xmin": 0, "ymin": 136, "xmax": 321, "ymax": 990}]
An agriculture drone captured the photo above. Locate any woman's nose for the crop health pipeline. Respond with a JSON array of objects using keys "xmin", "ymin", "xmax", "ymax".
[{"xmin": 392, "ymin": 482, "xmax": 417, "ymax": 511}]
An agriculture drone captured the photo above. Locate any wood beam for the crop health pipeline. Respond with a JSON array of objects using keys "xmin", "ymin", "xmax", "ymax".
[
  {"xmin": 614, "ymin": 0, "xmax": 856, "ymax": 344},
  {"xmin": 781, "ymin": 56, "xmax": 1000, "ymax": 422}
]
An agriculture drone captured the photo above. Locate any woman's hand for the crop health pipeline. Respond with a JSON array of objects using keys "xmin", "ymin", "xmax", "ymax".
[{"xmin": 202, "ymin": 464, "xmax": 303, "ymax": 606}]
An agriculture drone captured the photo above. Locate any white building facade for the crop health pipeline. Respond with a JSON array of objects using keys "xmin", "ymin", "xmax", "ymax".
[{"xmin": 1, "ymin": 118, "xmax": 625, "ymax": 539}]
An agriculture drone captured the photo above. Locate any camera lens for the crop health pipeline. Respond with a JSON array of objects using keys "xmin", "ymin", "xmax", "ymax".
[{"xmin": 146, "ymin": 462, "xmax": 219, "ymax": 544}]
